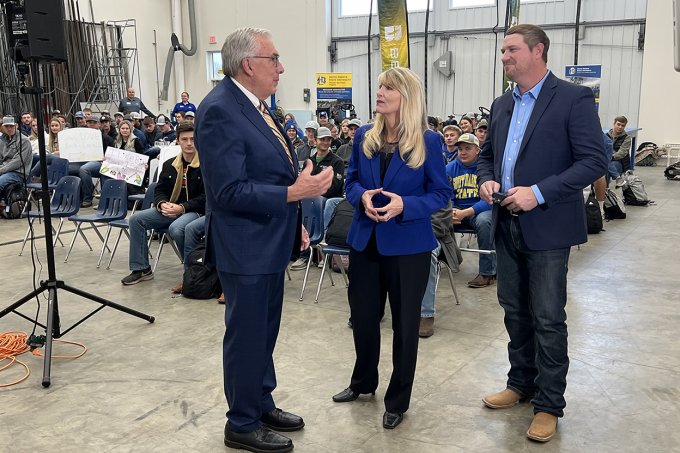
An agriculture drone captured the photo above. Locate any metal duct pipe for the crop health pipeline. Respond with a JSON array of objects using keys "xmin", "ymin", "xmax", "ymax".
[
  {"xmin": 160, "ymin": 0, "xmax": 197, "ymax": 101},
  {"xmin": 172, "ymin": 0, "xmax": 185, "ymax": 99}
]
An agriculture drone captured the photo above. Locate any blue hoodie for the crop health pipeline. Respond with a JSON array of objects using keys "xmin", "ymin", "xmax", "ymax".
[{"xmin": 445, "ymin": 157, "xmax": 491, "ymax": 214}]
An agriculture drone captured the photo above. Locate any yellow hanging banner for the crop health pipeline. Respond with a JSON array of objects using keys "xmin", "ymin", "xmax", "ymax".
[{"xmin": 378, "ymin": 0, "xmax": 410, "ymax": 70}]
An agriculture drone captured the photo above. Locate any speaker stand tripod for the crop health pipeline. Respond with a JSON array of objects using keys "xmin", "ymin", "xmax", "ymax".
[{"xmin": 0, "ymin": 59, "xmax": 155, "ymax": 388}]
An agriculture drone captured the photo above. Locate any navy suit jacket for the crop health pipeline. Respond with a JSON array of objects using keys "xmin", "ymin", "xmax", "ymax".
[
  {"xmin": 194, "ymin": 77, "xmax": 299, "ymax": 275},
  {"xmin": 477, "ymin": 72, "xmax": 608, "ymax": 250},
  {"xmin": 345, "ymin": 126, "xmax": 452, "ymax": 256}
]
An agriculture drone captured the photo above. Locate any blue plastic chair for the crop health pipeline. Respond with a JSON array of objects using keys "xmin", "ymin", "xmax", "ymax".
[
  {"xmin": 19, "ymin": 176, "xmax": 80, "ymax": 256},
  {"xmin": 65, "ymin": 179, "xmax": 128, "ymax": 263},
  {"xmin": 315, "ymin": 244, "xmax": 351, "ymax": 303},
  {"xmin": 99, "ymin": 183, "xmax": 157, "ymax": 269},
  {"xmin": 23, "ymin": 156, "xmax": 69, "ymax": 214},
  {"xmin": 298, "ymin": 196, "xmax": 325, "ymax": 301}
]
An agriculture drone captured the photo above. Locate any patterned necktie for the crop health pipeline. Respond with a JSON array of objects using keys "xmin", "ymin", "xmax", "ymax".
[{"xmin": 259, "ymin": 102, "xmax": 294, "ymax": 168}]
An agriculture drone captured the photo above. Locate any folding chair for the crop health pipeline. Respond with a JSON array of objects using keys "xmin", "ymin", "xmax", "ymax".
[
  {"xmin": 314, "ymin": 244, "xmax": 350, "ymax": 303},
  {"xmin": 19, "ymin": 176, "xmax": 80, "ymax": 256},
  {"xmin": 64, "ymin": 179, "xmax": 128, "ymax": 263},
  {"xmin": 151, "ymin": 226, "xmax": 184, "ymax": 273},
  {"xmin": 437, "ymin": 248, "xmax": 460, "ymax": 305},
  {"xmin": 98, "ymin": 183, "xmax": 157, "ymax": 269},
  {"xmin": 298, "ymin": 196, "xmax": 325, "ymax": 301},
  {"xmin": 23, "ymin": 156, "xmax": 69, "ymax": 214}
]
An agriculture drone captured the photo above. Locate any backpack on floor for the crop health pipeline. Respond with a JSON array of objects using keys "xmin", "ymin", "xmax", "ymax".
[
  {"xmin": 585, "ymin": 190, "xmax": 603, "ymax": 234},
  {"xmin": 325, "ymin": 199, "xmax": 354, "ymax": 247},
  {"xmin": 182, "ymin": 242, "xmax": 222, "ymax": 300},
  {"xmin": 603, "ymin": 188, "xmax": 626, "ymax": 220},
  {"xmin": 664, "ymin": 161, "xmax": 680, "ymax": 180},
  {"xmin": 619, "ymin": 171, "xmax": 651, "ymax": 206},
  {"xmin": 1, "ymin": 181, "xmax": 28, "ymax": 220}
]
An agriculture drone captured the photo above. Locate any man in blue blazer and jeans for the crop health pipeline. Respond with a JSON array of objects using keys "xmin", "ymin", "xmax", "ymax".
[
  {"xmin": 477, "ymin": 24, "xmax": 607, "ymax": 443},
  {"xmin": 195, "ymin": 28, "xmax": 332, "ymax": 453}
]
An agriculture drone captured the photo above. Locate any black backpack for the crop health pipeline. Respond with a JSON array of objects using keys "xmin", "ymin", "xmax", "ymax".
[
  {"xmin": 664, "ymin": 161, "xmax": 680, "ymax": 180},
  {"xmin": 585, "ymin": 190, "xmax": 603, "ymax": 234},
  {"xmin": 325, "ymin": 199, "xmax": 354, "ymax": 247},
  {"xmin": 1, "ymin": 181, "xmax": 28, "ymax": 220},
  {"xmin": 182, "ymin": 242, "xmax": 222, "ymax": 300}
]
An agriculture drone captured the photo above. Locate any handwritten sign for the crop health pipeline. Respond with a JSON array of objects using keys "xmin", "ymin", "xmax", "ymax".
[
  {"xmin": 100, "ymin": 147, "xmax": 150, "ymax": 186},
  {"xmin": 158, "ymin": 145, "xmax": 181, "ymax": 167},
  {"xmin": 58, "ymin": 128, "xmax": 104, "ymax": 162}
]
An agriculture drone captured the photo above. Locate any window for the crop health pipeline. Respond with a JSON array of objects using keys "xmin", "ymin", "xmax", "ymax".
[
  {"xmin": 340, "ymin": 0, "xmax": 432, "ymax": 17},
  {"xmin": 450, "ymin": 0, "xmax": 495, "ymax": 8},
  {"xmin": 207, "ymin": 51, "xmax": 224, "ymax": 81}
]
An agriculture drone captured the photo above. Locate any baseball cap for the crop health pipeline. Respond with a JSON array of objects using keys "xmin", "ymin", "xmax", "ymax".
[
  {"xmin": 185, "ymin": 111, "xmax": 195, "ymax": 118},
  {"xmin": 85, "ymin": 116, "xmax": 100, "ymax": 123},
  {"xmin": 316, "ymin": 127, "xmax": 332, "ymax": 139},
  {"xmin": 74, "ymin": 111, "xmax": 85, "ymax": 118},
  {"xmin": 455, "ymin": 133, "xmax": 480, "ymax": 147},
  {"xmin": 131, "ymin": 112, "xmax": 141, "ymax": 119},
  {"xmin": 304, "ymin": 121, "xmax": 319, "ymax": 130},
  {"xmin": 100, "ymin": 111, "xmax": 111, "ymax": 117},
  {"xmin": 475, "ymin": 118, "xmax": 488, "ymax": 129},
  {"xmin": 2, "ymin": 116, "xmax": 16, "ymax": 126},
  {"xmin": 100, "ymin": 116, "xmax": 111, "ymax": 122},
  {"xmin": 114, "ymin": 112, "xmax": 124, "ymax": 117},
  {"xmin": 123, "ymin": 114, "xmax": 133, "ymax": 121},
  {"xmin": 318, "ymin": 111, "xmax": 328, "ymax": 118},
  {"xmin": 51, "ymin": 109, "xmax": 61, "ymax": 115},
  {"xmin": 156, "ymin": 115, "xmax": 168, "ymax": 125},
  {"xmin": 348, "ymin": 119, "xmax": 362, "ymax": 128}
]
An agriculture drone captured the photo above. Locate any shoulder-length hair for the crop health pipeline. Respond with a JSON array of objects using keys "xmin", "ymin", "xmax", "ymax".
[
  {"xmin": 47, "ymin": 119, "xmax": 61, "ymax": 152},
  {"xmin": 363, "ymin": 67, "xmax": 427, "ymax": 169}
]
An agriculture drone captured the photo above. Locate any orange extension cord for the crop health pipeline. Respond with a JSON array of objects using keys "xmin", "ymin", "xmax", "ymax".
[{"xmin": 0, "ymin": 331, "xmax": 87, "ymax": 387}]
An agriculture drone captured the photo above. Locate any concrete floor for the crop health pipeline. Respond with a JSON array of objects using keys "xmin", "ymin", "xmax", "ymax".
[{"xmin": 0, "ymin": 165, "xmax": 679, "ymax": 453}]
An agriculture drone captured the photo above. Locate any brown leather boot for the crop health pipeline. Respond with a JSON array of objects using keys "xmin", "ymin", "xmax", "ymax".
[
  {"xmin": 467, "ymin": 274, "xmax": 496, "ymax": 288},
  {"xmin": 527, "ymin": 412, "xmax": 558, "ymax": 442},
  {"xmin": 419, "ymin": 317, "xmax": 434, "ymax": 338},
  {"xmin": 482, "ymin": 388, "xmax": 522, "ymax": 409}
]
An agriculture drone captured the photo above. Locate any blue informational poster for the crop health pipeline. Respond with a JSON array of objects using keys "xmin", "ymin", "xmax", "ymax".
[{"xmin": 565, "ymin": 65, "xmax": 601, "ymax": 108}]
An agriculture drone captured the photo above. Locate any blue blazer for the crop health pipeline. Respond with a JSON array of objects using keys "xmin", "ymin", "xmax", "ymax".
[
  {"xmin": 477, "ymin": 72, "xmax": 608, "ymax": 251},
  {"xmin": 345, "ymin": 126, "xmax": 452, "ymax": 256},
  {"xmin": 194, "ymin": 77, "xmax": 299, "ymax": 275}
]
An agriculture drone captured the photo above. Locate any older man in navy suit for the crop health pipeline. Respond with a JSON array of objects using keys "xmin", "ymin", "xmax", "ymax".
[
  {"xmin": 195, "ymin": 28, "xmax": 332, "ymax": 453},
  {"xmin": 477, "ymin": 24, "xmax": 607, "ymax": 443}
]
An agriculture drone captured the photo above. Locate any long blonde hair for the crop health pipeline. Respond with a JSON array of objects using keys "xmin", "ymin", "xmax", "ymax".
[
  {"xmin": 47, "ymin": 119, "xmax": 61, "ymax": 153},
  {"xmin": 363, "ymin": 67, "xmax": 428, "ymax": 169}
]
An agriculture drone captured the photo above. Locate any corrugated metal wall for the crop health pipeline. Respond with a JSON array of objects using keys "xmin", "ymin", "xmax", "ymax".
[{"xmin": 331, "ymin": 0, "xmax": 647, "ymax": 127}]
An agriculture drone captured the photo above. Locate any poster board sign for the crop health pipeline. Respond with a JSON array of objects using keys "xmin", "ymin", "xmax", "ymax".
[
  {"xmin": 100, "ymin": 147, "xmax": 150, "ymax": 186},
  {"xmin": 316, "ymin": 73, "xmax": 353, "ymax": 101},
  {"xmin": 565, "ymin": 64, "xmax": 602, "ymax": 109},
  {"xmin": 158, "ymin": 145, "xmax": 180, "ymax": 167},
  {"xmin": 58, "ymin": 128, "xmax": 103, "ymax": 162}
]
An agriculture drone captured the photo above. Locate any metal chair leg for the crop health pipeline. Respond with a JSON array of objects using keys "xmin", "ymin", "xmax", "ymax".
[
  {"xmin": 65, "ymin": 222, "xmax": 83, "ymax": 262},
  {"xmin": 107, "ymin": 228, "xmax": 125, "ymax": 270},
  {"xmin": 153, "ymin": 234, "xmax": 166, "ymax": 273},
  {"xmin": 299, "ymin": 251, "xmax": 314, "ymax": 301},
  {"xmin": 327, "ymin": 255, "xmax": 336, "ymax": 286},
  {"xmin": 53, "ymin": 218, "xmax": 65, "ymax": 247},
  {"xmin": 315, "ymin": 253, "xmax": 331, "ymax": 303},
  {"xmin": 18, "ymin": 219, "xmax": 33, "ymax": 256},
  {"xmin": 443, "ymin": 263, "xmax": 460, "ymax": 305},
  {"xmin": 97, "ymin": 225, "xmax": 113, "ymax": 268},
  {"xmin": 286, "ymin": 268, "xmax": 291, "ymax": 280}
]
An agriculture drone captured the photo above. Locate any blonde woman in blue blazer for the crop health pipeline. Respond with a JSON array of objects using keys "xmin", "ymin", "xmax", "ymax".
[{"xmin": 332, "ymin": 67, "xmax": 452, "ymax": 429}]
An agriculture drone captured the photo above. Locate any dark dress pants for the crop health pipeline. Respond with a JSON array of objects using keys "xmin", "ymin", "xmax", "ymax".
[
  {"xmin": 348, "ymin": 234, "xmax": 431, "ymax": 414},
  {"xmin": 495, "ymin": 212, "xmax": 571, "ymax": 417},
  {"xmin": 219, "ymin": 271, "xmax": 285, "ymax": 432}
]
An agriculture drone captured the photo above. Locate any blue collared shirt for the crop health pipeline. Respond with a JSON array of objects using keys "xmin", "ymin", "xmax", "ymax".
[{"xmin": 500, "ymin": 70, "xmax": 550, "ymax": 204}]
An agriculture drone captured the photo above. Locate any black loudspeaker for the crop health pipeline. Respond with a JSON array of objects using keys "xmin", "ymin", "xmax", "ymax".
[{"xmin": 6, "ymin": 0, "xmax": 66, "ymax": 62}]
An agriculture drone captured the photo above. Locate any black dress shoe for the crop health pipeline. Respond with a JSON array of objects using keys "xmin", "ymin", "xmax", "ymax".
[
  {"xmin": 224, "ymin": 425, "xmax": 293, "ymax": 453},
  {"xmin": 260, "ymin": 408, "xmax": 305, "ymax": 432},
  {"xmin": 382, "ymin": 411, "xmax": 404, "ymax": 429},
  {"xmin": 332, "ymin": 387, "xmax": 375, "ymax": 403}
]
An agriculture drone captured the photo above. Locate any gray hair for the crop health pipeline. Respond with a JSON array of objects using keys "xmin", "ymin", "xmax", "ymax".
[{"xmin": 221, "ymin": 27, "xmax": 272, "ymax": 78}]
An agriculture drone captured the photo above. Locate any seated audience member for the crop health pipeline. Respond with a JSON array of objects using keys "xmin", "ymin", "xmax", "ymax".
[
  {"xmin": 427, "ymin": 116, "xmax": 439, "ymax": 131},
  {"xmin": 30, "ymin": 119, "xmax": 62, "ymax": 178},
  {"xmin": 20, "ymin": 112, "xmax": 33, "ymax": 137},
  {"xmin": 606, "ymin": 115, "xmax": 631, "ymax": 180},
  {"xmin": 100, "ymin": 116, "xmax": 118, "ymax": 141},
  {"xmin": 285, "ymin": 121, "xmax": 304, "ymax": 148},
  {"xmin": 70, "ymin": 116, "xmax": 115, "ymax": 208},
  {"xmin": 142, "ymin": 117, "xmax": 163, "ymax": 157},
  {"xmin": 0, "ymin": 116, "xmax": 33, "ymax": 205},
  {"xmin": 335, "ymin": 118, "xmax": 362, "ymax": 171},
  {"xmin": 296, "ymin": 121, "xmax": 318, "ymax": 164},
  {"xmin": 474, "ymin": 118, "xmax": 488, "ymax": 147},
  {"xmin": 442, "ymin": 124, "xmax": 462, "ymax": 163},
  {"xmin": 74, "ymin": 111, "xmax": 87, "ymax": 128},
  {"xmin": 317, "ymin": 110, "xmax": 330, "ymax": 127},
  {"xmin": 446, "ymin": 133, "xmax": 496, "ymax": 288},
  {"xmin": 157, "ymin": 115, "xmax": 177, "ymax": 144},
  {"xmin": 338, "ymin": 119, "xmax": 351, "ymax": 144},
  {"xmin": 114, "ymin": 120, "xmax": 145, "ymax": 153},
  {"xmin": 458, "ymin": 115, "xmax": 474, "ymax": 134},
  {"xmin": 113, "ymin": 112, "xmax": 124, "ymax": 127},
  {"xmin": 174, "ymin": 111, "xmax": 186, "ymax": 126},
  {"xmin": 184, "ymin": 111, "xmax": 195, "ymax": 124},
  {"xmin": 82, "ymin": 107, "xmax": 93, "ymax": 119},
  {"xmin": 129, "ymin": 112, "xmax": 147, "ymax": 143},
  {"xmin": 121, "ymin": 122, "xmax": 205, "ymax": 285}
]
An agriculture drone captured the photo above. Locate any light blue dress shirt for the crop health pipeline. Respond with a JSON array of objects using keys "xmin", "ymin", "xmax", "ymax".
[{"xmin": 500, "ymin": 70, "xmax": 551, "ymax": 204}]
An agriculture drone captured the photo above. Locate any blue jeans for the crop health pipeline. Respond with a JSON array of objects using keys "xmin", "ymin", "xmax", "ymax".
[
  {"xmin": 460, "ymin": 209, "xmax": 496, "ymax": 276},
  {"xmin": 78, "ymin": 161, "xmax": 103, "ymax": 203},
  {"xmin": 608, "ymin": 160, "xmax": 623, "ymax": 180},
  {"xmin": 495, "ymin": 213, "xmax": 571, "ymax": 417},
  {"xmin": 128, "ymin": 208, "xmax": 200, "ymax": 271},
  {"xmin": 30, "ymin": 153, "xmax": 58, "ymax": 178},
  {"xmin": 420, "ymin": 243, "xmax": 441, "ymax": 318},
  {"xmin": 183, "ymin": 216, "xmax": 205, "ymax": 269},
  {"xmin": 323, "ymin": 197, "xmax": 343, "ymax": 232},
  {"xmin": 0, "ymin": 172, "xmax": 25, "ymax": 202}
]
